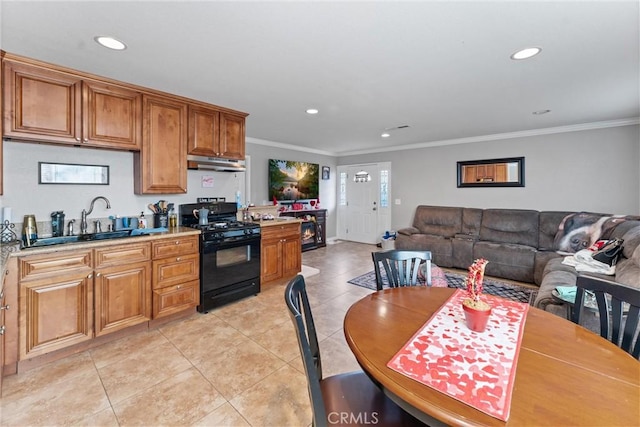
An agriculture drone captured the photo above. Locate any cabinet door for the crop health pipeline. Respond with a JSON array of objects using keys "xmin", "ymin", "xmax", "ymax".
[
  {"xmin": 261, "ymin": 238, "xmax": 283, "ymax": 284},
  {"xmin": 219, "ymin": 112, "xmax": 245, "ymax": 160},
  {"xmin": 282, "ymin": 236, "xmax": 302, "ymax": 278},
  {"xmin": 83, "ymin": 80, "xmax": 142, "ymax": 150},
  {"xmin": 3, "ymin": 60, "xmax": 82, "ymax": 144},
  {"xmin": 94, "ymin": 261, "xmax": 151, "ymax": 337},
  {"xmin": 20, "ymin": 272, "xmax": 93, "ymax": 359},
  {"xmin": 135, "ymin": 94, "xmax": 187, "ymax": 194},
  {"xmin": 188, "ymin": 105, "xmax": 219, "ymax": 157}
]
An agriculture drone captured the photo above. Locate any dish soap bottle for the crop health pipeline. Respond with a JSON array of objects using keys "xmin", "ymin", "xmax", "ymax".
[{"xmin": 138, "ymin": 211, "xmax": 147, "ymax": 229}]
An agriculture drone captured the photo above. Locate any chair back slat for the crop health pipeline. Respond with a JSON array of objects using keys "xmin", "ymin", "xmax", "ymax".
[
  {"xmin": 372, "ymin": 250, "xmax": 432, "ymax": 291},
  {"xmin": 285, "ymin": 275, "xmax": 327, "ymax": 426},
  {"xmin": 573, "ymin": 275, "xmax": 640, "ymax": 359}
]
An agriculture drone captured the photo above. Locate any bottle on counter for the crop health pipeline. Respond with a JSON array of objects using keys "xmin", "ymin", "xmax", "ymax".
[{"xmin": 138, "ymin": 211, "xmax": 147, "ymax": 229}]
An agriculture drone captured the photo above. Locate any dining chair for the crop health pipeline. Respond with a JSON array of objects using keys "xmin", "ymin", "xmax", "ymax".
[
  {"xmin": 372, "ymin": 250, "xmax": 432, "ymax": 291},
  {"xmin": 285, "ymin": 274, "xmax": 424, "ymax": 427},
  {"xmin": 572, "ymin": 275, "xmax": 640, "ymax": 359}
]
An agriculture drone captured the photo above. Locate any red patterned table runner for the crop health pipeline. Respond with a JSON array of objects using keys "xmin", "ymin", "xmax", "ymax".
[{"xmin": 387, "ymin": 289, "xmax": 529, "ymax": 421}]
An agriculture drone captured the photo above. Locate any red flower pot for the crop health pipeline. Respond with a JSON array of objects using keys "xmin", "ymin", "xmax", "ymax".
[{"xmin": 462, "ymin": 303, "xmax": 492, "ymax": 332}]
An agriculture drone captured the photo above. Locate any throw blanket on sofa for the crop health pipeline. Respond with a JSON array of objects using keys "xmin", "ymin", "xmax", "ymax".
[
  {"xmin": 561, "ymin": 249, "xmax": 616, "ymax": 275},
  {"xmin": 553, "ymin": 212, "xmax": 639, "ymax": 254}
]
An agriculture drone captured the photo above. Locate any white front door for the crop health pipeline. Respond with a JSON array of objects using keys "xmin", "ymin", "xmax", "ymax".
[{"xmin": 337, "ymin": 162, "xmax": 392, "ymax": 245}]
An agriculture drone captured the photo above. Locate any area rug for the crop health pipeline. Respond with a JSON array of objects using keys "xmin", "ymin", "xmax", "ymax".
[
  {"xmin": 348, "ymin": 270, "xmax": 538, "ymax": 305},
  {"xmin": 301, "ymin": 265, "xmax": 320, "ymax": 278}
]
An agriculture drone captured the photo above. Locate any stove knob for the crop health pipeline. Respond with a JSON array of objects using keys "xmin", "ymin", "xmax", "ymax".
[{"xmin": 245, "ymin": 229, "xmax": 252, "ymax": 235}]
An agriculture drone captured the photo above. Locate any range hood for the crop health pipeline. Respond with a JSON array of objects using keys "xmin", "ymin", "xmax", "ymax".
[{"xmin": 187, "ymin": 155, "xmax": 246, "ymax": 172}]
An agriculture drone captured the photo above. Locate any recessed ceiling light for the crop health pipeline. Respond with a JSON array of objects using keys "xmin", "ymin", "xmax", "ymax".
[
  {"xmin": 532, "ymin": 109, "xmax": 551, "ymax": 115},
  {"xmin": 306, "ymin": 108, "xmax": 319, "ymax": 115},
  {"xmin": 510, "ymin": 47, "xmax": 541, "ymax": 60},
  {"xmin": 94, "ymin": 36, "xmax": 127, "ymax": 51},
  {"xmin": 381, "ymin": 132, "xmax": 390, "ymax": 138}
]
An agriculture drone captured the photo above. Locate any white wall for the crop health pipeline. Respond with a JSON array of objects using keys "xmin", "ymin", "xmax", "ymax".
[
  {"xmin": 1, "ymin": 124, "xmax": 638, "ymax": 239},
  {"xmin": 0, "ymin": 141, "xmax": 246, "ymax": 226},
  {"xmin": 339, "ymin": 125, "xmax": 640, "ymax": 230}
]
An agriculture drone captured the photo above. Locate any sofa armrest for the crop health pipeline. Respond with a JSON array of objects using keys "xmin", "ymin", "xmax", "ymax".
[{"xmin": 398, "ymin": 227, "xmax": 420, "ymax": 236}]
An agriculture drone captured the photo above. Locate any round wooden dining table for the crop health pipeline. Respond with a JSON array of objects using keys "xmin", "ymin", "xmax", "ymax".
[{"xmin": 343, "ymin": 287, "xmax": 640, "ymax": 426}]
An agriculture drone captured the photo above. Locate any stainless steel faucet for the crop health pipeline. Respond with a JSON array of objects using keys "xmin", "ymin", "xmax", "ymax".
[{"xmin": 81, "ymin": 196, "xmax": 111, "ymax": 234}]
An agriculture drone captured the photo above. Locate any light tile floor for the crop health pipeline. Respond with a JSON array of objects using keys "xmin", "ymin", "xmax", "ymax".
[{"xmin": 0, "ymin": 241, "xmax": 380, "ymax": 427}]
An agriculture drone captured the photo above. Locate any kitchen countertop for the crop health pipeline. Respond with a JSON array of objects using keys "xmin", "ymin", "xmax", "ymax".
[
  {"xmin": 0, "ymin": 227, "xmax": 200, "ymax": 290},
  {"xmin": 253, "ymin": 218, "xmax": 303, "ymax": 227}
]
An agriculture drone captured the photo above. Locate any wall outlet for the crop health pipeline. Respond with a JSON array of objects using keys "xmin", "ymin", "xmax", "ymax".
[{"xmin": 395, "ymin": 199, "xmax": 401, "ymax": 205}]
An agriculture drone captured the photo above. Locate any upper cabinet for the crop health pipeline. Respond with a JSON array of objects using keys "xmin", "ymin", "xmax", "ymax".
[
  {"xmin": 134, "ymin": 95, "xmax": 187, "ymax": 194},
  {"xmin": 1, "ymin": 51, "xmax": 248, "ymax": 195},
  {"xmin": 188, "ymin": 105, "xmax": 245, "ymax": 160},
  {"xmin": 2, "ymin": 59, "xmax": 142, "ymax": 150}
]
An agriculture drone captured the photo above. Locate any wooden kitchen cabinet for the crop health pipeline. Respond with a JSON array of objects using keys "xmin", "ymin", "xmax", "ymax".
[
  {"xmin": 94, "ymin": 244, "xmax": 151, "ymax": 337},
  {"xmin": 188, "ymin": 105, "xmax": 246, "ymax": 160},
  {"xmin": 2, "ymin": 59, "xmax": 141, "ymax": 150},
  {"xmin": 18, "ymin": 243, "xmax": 153, "ymax": 358},
  {"xmin": 261, "ymin": 222, "xmax": 301, "ymax": 286},
  {"xmin": 151, "ymin": 236, "xmax": 199, "ymax": 318},
  {"xmin": 18, "ymin": 250, "xmax": 94, "ymax": 359},
  {"xmin": 134, "ymin": 94, "xmax": 188, "ymax": 194}
]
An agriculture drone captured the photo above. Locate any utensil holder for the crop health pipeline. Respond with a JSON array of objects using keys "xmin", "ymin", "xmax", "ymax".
[{"xmin": 154, "ymin": 213, "xmax": 169, "ymax": 228}]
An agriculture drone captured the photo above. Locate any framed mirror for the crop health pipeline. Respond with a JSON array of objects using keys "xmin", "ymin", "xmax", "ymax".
[
  {"xmin": 457, "ymin": 157, "xmax": 525, "ymax": 188},
  {"xmin": 39, "ymin": 162, "xmax": 109, "ymax": 185}
]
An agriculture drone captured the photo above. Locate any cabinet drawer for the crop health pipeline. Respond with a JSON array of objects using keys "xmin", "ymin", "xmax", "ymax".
[
  {"xmin": 19, "ymin": 251, "xmax": 92, "ymax": 282},
  {"xmin": 152, "ymin": 253, "xmax": 199, "ymax": 289},
  {"xmin": 94, "ymin": 243, "xmax": 151, "ymax": 268},
  {"xmin": 152, "ymin": 236, "xmax": 199, "ymax": 259},
  {"xmin": 152, "ymin": 280, "xmax": 199, "ymax": 319},
  {"xmin": 261, "ymin": 223, "xmax": 300, "ymax": 241}
]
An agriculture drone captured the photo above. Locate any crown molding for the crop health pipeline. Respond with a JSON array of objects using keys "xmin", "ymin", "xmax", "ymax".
[
  {"xmin": 247, "ymin": 118, "xmax": 640, "ymax": 158},
  {"xmin": 245, "ymin": 136, "xmax": 335, "ymax": 156}
]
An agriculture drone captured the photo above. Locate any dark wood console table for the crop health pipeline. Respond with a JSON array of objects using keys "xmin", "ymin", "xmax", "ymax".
[{"xmin": 280, "ymin": 209, "xmax": 326, "ymax": 251}]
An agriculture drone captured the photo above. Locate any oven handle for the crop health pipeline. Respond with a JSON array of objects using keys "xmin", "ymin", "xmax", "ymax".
[{"xmin": 202, "ymin": 235, "xmax": 261, "ymax": 251}]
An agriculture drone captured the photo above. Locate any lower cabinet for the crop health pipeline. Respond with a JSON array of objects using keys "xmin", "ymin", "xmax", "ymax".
[
  {"xmin": 13, "ymin": 235, "xmax": 199, "ymax": 363},
  {"xmin": 94, "ymin": 261, "xmax": 151, "ymax": 337},
  {"xmin": 151, "ymin": 236, "xmax": 200, "ymax": 319},
  {"xmin": 20, "ymin": 271, "xmax": 94, "ymax": 359},
  {"xmin": 261, "ymin": 222, "xmax": 301, "ymax": 286}
]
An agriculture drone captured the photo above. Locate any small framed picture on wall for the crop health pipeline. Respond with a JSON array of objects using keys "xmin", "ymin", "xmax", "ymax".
[{"xmin": 322, "ymin": 166, "xmax": 330, "ymax": 180}]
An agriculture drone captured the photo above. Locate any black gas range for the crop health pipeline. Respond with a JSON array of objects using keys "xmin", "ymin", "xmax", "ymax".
[{"xmin": 179, "ymin": 202, "xmax": 261, "ymax": 312}]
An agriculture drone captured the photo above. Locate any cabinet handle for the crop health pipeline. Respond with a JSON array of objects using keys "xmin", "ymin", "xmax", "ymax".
[
  {"xmin": 0, "ymin": 326, "xmax": 5, "ymax": 335},
  {"xmin": 0, "ymin": 304, "xmax": 9, "ymax": 311},
  {"xmin": 175, "ymin": 241, "xmax": 180, "ymax": 245},
  {"xmin": 88, "ymin": 273, "xmax": 93, "ymax": 279},
  {"xmin": 96, "ymin": 273, "xmax": 101, "ymax": 277},
  {"xmin": 76, "ymin": 137, "xmax": 81, "ymax": 142},
  {"xmin": 176, "ymin": 257, "xmax": 181, "ymax": 261},
  {"xmin": 83, "ymin": 138, "xmax": 89, "ymax": 143},
  {"xmin": 176, "ymin": 285, "xmax": 181, "ymax": 289}
]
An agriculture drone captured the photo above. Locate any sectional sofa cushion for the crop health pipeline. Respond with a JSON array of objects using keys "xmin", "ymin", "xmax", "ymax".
[
  {"xmin": 412, "ymin": 206, "xmax": 462, "ymax": 238},
  {"xmin": 479, "ymin": 209, "xmax": 539, "ymax": 248}
]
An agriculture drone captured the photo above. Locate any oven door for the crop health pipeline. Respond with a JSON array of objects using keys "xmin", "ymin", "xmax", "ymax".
[{"xmin": 201, "ymin": 236, "xmax": 261, "ymax": 293}]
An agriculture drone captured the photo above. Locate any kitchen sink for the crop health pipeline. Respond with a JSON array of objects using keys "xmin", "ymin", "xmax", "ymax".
[
  {"xmin": 22, "ymin": 228, "xmax": 169, "ymax": 249},
  {"xmin": 23, "ymin": 230, "xmax": 135, "ymax": 249},
  {"xmin": 77, "ymin": 230, "xmax": 133, "ymax": 241},
  {"xmin": 24, "ymin": 235, "xmax": 81, "ymax": 248}
]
